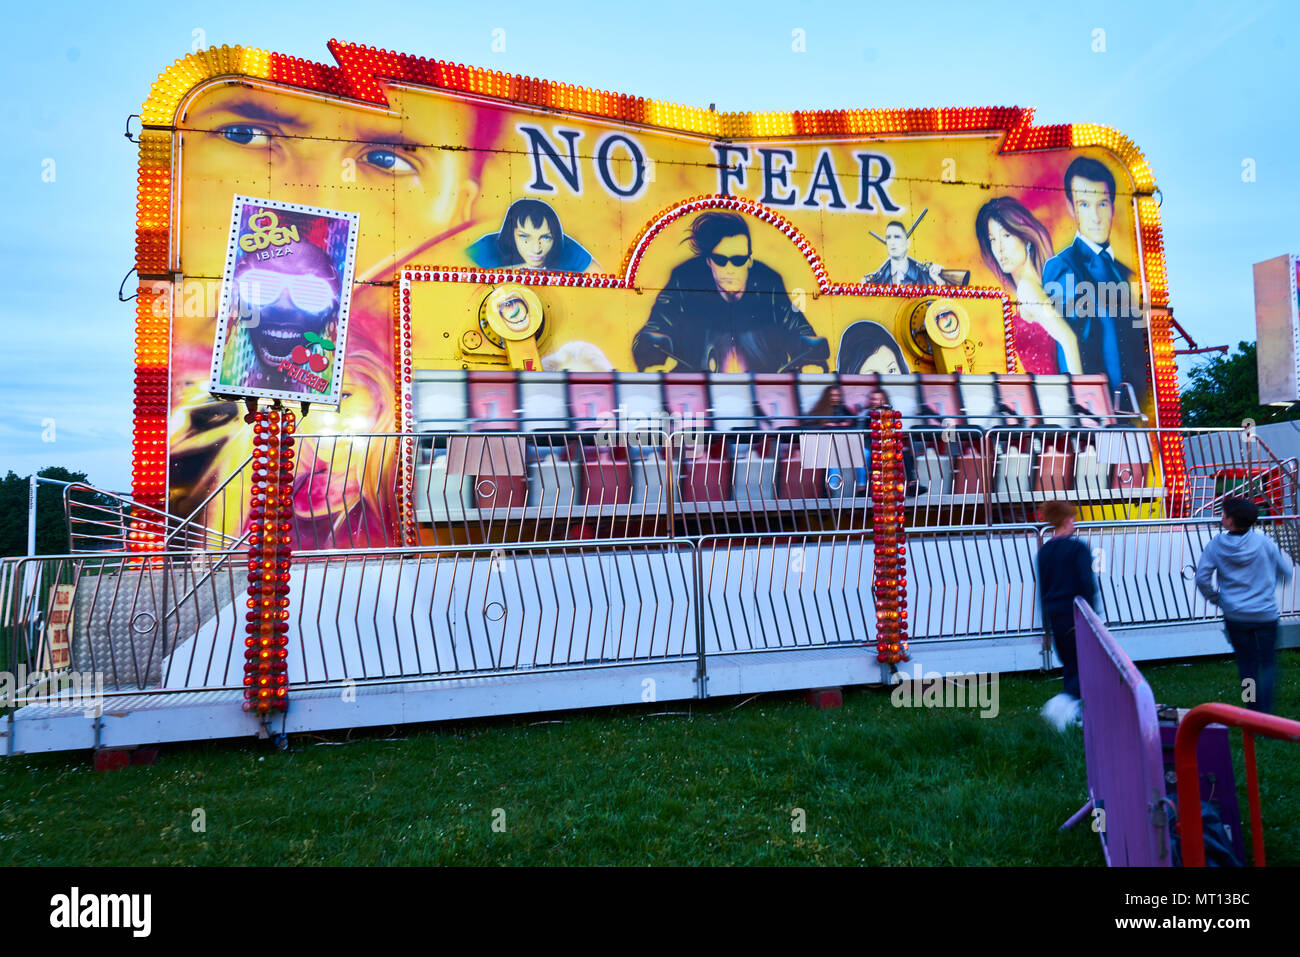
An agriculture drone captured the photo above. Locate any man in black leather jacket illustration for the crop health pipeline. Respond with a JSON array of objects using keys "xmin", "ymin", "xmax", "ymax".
[{"xmin": 632, "ymin": 211, "xmax": 826, "ymax": 373}]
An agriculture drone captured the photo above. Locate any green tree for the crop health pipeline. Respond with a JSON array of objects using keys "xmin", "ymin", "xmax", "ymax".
[
  {"xmin": 1180, "ymin": 340, "xmax": 1300, "ymax": 429},
  {"xmin": 0, "ymin": 468, "xmax": 119, "ymax": 557}
]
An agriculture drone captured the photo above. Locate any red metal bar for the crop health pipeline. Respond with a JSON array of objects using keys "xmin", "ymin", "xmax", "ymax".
[
  {"xmin": 1242, "ymin": 730, "xmax": 1264, "ymax": 866},
  {"xmin": 1174, "ymin": 703, "xmax": 1300, "ymax": 866},
  {"xmin": 1168, "ymin": 316, "xmax": 1229, "ymax": 356}
]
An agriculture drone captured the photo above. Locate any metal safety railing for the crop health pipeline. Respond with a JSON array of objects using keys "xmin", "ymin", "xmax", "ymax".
[
  {"xmin": 159, "ymin": 454, "xmax": 256, "ymax": 552},
  {"xmin": 696, "ymin": 531, "xmax": 875, "ymax": 658},
  {"xmin": 71, "ymin": 425, "xmax": 1300, "ymax": 560},
  {"xmin": 11, "ymin": 414, "xmax": 1300, "ymax": 755},
  {"xmin": 906, "ymin": 524, "xmax": 1043, "ymax": 640},
  {"xmin": 64, "ymin": 465, "xmax": 252, "ymax": 554},
  {"xmin": 1182, "ymin": 429, "xmax": 1300, "ymax": 517},
  {"xmin": 670, "ymin": 430, "xmax": 875, "ymax": 537},
  {"xmin": 0, "ymin": 542, "xmax": 701, "ymax": 713},
  {"xmin": 977, "ymin": 427, "xmax": 1164, "ymax": 525},
  {"xmin": 305, "ymin": 424, "xmax": 1300, "ymax": 546},
  {"xmin": 669, "ymin": 421, "xmax": 1297, "ymax": 528},
  {"xmin": 1047, "ymin": 515, "xmax": 1300, "ymax": 629},
  {"xmin": 63, "ymin": 483, "xmax": 234, "ymax": 553},
  {"xmin": 894, "ymin": 515, "xmax": 1300, "ymax": 646},
  {"xmin": 62, "ymin": 484, "xmax": 139, "ymax": 553},
  {"xmin": 284, "ymin": 540, "xmax": 698, "ymax": 685},
  {"xmin": 289, "ymin": 430, "xmax": 679, "ymax": 550},
  {"xmin": 288, "ymin": 433, "xmax": 405, "ymax": 550},
  {"xmin": 0, "ymin": 551, "xmax": 247, "ymax": 707},
  {"xmin": 406, "ymin": 430, "xmax": 675, "ymax": 545},
  {"xmin": 13, "ymin": 500, "xmax": 1300, "ymax": 718}
]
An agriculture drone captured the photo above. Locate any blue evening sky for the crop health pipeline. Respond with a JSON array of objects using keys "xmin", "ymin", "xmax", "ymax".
[{"xmin": 0, "ymin": 0, "xmax": 1294, "ymax": 492}]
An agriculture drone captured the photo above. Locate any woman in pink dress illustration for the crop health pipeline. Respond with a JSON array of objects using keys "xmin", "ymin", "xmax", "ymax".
[{"xmin": 975, "ymin": 197, "xmax": 1081, "ymax": 375}]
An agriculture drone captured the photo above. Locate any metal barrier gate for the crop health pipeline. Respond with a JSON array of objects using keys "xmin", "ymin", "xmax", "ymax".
[{"xmin": 1072, "ymin": 599, "xmax": 1171, "ymax": 867}]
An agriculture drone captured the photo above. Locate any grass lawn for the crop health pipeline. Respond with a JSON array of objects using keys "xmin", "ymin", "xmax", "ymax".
[{"xmin": 0, "ymin": 653, "xmax": 1295, "ymax": 866}]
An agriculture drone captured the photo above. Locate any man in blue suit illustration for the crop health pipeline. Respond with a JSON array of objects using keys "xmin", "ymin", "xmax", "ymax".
[{"xmin": 1042, "ymin": 156, "xmax": 1148, "ymax": 408}]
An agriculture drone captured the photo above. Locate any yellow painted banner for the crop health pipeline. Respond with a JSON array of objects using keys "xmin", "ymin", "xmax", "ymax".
[{"xmin": 152, "ymin": 53, "xmax": 1160, "ymax": 522}]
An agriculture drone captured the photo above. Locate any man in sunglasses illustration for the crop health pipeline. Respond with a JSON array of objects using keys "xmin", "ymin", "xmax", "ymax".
[{"xmin": 632, "ymin": 211, "xmax": 825, "ymax": 373}]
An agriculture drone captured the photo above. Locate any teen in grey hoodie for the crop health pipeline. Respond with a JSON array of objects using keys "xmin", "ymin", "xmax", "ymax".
[{"xmin": 1195, "ymin": 497, "xmax": 1293, "ymax": 713}]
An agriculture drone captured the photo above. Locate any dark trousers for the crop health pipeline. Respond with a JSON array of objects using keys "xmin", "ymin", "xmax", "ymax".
[
  {"xmin": 1046, "ymin": 606, "xmax": 1081, "ymax": 699},
  {"xmin": 1224, "ymin": 620, "xmax": 1279, "ymax": 714}
]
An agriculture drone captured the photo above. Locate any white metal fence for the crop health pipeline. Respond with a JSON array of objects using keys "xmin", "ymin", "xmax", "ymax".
[{"xmin": 7, "ymin": 515, "xmax": 1299, "ymax": 714}]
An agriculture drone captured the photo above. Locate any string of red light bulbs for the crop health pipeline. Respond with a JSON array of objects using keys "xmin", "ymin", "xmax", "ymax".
[
  {"xmin": 244, "ymin": 406, "xmax": 296, "ymax": 715},
  {"xmin": 870, "ymin": 406, "xmax": 909, "ymax": 665}
]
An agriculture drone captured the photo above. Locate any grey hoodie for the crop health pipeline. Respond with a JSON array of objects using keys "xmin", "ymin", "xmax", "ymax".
[{"xmin": 1195, "ymin": 529, "xmax": 1294, "ymax": 623}]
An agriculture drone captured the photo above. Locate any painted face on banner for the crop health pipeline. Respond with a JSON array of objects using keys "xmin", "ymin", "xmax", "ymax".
[
  {"xmin": 706, "ymin": 234, "xmax": 752, "ymax": 297},
  {"xmin": 513, "ymin": 217, "xmax": 555, "ymax": 269},
  {"xmin": 987, "ymin": 218, "xmax": 1029, "ymax": 278},
  {"xmin": 173, "ymin": 82, "xmax": 490, "ymax": 537},
  {"xmin": 233, "ymin": 237, "xmax": 339, "ymax": 372},
  {"xmin": 857, "ymin": 346, "xmax": 902, "ymax": 375},
  {"xmin": 1067, "ymin": 175, "xmax": 1115, "ymax": 247},
  {"xmin": 884, "ymin": 224, "xmax": 908, "ymax": 260}
]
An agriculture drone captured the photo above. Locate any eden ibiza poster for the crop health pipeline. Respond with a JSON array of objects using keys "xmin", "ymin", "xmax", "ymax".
[{"xmin": 209, "ymin": 196, "xmax": 360, "ymax": 405}]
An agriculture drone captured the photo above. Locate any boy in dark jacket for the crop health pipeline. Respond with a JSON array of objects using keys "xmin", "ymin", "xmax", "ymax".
[
  {"xmin": 1195, "ymin": 496, "xmax": 1293, "ymax": 713},
  {"xmin": 1037, "ymin": 500, "xmax": 1099, "ymax": 728}
]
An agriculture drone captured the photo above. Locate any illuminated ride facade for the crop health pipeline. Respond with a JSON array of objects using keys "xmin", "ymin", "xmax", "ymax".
[
  {"xmin": 134, "ymin": 41, "xmax": 1185, "ymax": 539},
  {"xmin": 4, "ymin": 41, "xmax": 1294, "ymax": 752}
]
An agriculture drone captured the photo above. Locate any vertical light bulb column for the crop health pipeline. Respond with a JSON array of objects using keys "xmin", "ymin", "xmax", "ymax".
[
  {"xmin": 396, "ymin": 275, "xmax": 417, "ymax": 546},
  {"xmin": 871, "ymin": 407, "xmax": 909, "ymax": 664},
  {"xmin": 130, "ymin": 117, "xmax": 173, "ymax": 534},
  {"xmin": 245, "ymin": 405, "xmax": 296, "ymax": 715}
]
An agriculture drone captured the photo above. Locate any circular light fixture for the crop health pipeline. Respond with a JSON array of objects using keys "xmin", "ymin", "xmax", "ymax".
[{"xmin": 480, "ymin": 284, "xmax": 544, "ymax": 343}]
